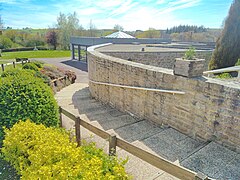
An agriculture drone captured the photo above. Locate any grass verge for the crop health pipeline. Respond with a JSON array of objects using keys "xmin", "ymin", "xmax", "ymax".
[{"xmin": 0, "ymin": 50, "xmax": 71, "ymax": 60}]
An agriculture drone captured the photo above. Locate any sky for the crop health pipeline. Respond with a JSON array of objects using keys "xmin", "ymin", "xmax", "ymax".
[{"xmin": 0, "ymin": 0, "xmax": 233, "ymax": 31}]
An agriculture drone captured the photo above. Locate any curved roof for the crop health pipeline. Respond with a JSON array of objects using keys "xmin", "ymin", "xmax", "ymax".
[{"xmin": 104, "ymin": 31, "xmax": 135, "ymax": 39}]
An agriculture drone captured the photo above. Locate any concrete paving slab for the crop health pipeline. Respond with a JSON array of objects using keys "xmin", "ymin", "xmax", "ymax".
[
  {"xmin": 154, "ymin": 172, "xmax": 180, "ymax": 180},
  {"xmin": 116, "ymin": 148, "xmax": 164, "ymax": 180},
  {"xmin": 181, "ymin": 142, "xmax": 238, "ymax": 179},
  {"xmin": 213, "ymin": 154, "xmax": 240, "ymax": 180},
  {"xmin": 108, "ymin": 108, "xmax": 126, "ymax": 117},
  {"xmin": 114, "ymin": 120, "xmax": 164, "ymax": 143},
  {"xmin": 141, "ymin": 128, "xmax": 203, "ymax": 162}
]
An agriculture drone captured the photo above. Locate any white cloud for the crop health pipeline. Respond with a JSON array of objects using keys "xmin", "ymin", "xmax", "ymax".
[
  {"xmin": 1, "ymin": 0, "xmax": 226, "ymax": 30},
  {"xmin": 93, "ymin": 6, "xmax": 194, "ymax": 31},
  {"xmin": 0, "ymin": 0, "xmax": 30, "ymax": 4},
  {"xmin": 95, "ymin": 0, "xmax": 125, "ymax": 8},
  {"xmin": 158, "ymin": 0, "xmax": 201, "ymax": 14},
  {"xmin": 79, "ymin": 7, "xmax": 103, "ymax": 16},
  {"xmin": 156, "ymin": 0, "xmax": 165, "ymax": 4},
  {"xmin": 110, "ymin": 0, "xmax": 139, "ymax": 16}
]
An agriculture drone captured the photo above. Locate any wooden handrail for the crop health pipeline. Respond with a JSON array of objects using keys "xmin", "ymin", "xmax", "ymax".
[
  {"xmin": 117, "ymin": 138, "xmax": 196, "ymax": 180},
  {"xmin": 1, "ymin": 60, "xmax": 30, "ymax": 72},
  {"xmin": 50, "ymin": 76, "xmax": 67, "ymax": 83},
  {"xmin": 59, "ymin": 106, "xmax": 209, "ymax": 180},
  {"xmin": 89, "ymin": 80, "xmax": 185, "ymax": 95}
]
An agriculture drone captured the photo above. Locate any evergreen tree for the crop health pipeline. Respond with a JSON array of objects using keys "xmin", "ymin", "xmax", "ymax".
[{"xmin": 209, "ymin": 0, "xmax": 240, "ymax": 69}]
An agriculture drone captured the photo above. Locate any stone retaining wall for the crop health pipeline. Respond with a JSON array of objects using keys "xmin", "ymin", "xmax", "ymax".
[
  {"xmin": 88, "ymin": 44, "xmax": 240, "ymax": 152},
  {"xmin": 101, "ymin": 51, "xmax": 212, "ymax": 70}
]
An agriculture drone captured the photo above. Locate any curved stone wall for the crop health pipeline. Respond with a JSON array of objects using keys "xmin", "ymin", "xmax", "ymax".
[
  {"xmin": 99, "ymin": 50, "xmax": 212, "ymax": 70},
  {"xmin": 88, "ymin": 44, "xmax": 240, "ymax": 151}
]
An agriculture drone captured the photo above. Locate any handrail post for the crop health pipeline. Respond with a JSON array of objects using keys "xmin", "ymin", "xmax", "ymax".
[
  {"xmin": 109, "ymin": 134, "xmax": 117, "ymax": 156},
  {"xmin": 1, "ymin": 64, "xmax": 4, "ymax": 72},
  {"xmin": 75, "ymin": 117, "xmax": 81, "ymax": 147},
  {"xmin": 59, "ymin": 107, "xmax": 63, "ymax": 127}
]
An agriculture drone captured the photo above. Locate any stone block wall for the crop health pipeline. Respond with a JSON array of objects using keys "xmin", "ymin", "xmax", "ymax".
[
  {"xmin": 88, "ymin": 44, "xmax": 240, "ymax": 151},
  {"xmin": 101, "ymin": 51, "xmax": 212, "ymax": 70}
]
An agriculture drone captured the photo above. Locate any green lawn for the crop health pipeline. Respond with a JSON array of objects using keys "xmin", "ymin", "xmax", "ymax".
[{"xmin": 0, "ymin": 50, "xmax": 71, "ymax": 60}]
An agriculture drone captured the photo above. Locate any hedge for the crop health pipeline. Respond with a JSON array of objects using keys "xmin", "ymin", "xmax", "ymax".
[
  {"xmin": 2, "ymin": 120, "xmax": 130, "ymax": 179},
  {"xmin": 22, "ymin": 62, "xmax": 39, "ymax": 71},
  {"xmin": 0, "ymin": 70, "xmax": 59, "ymax": 145}
]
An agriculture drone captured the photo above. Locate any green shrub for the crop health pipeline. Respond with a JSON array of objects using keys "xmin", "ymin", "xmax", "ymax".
[
  {"xmin": 34, "ymin": 71, "xmax": 51, "ymax": 85},
  {"xmin": 235, "ymin": 58, "xmax": 240, "ymax": 66},
  {"xmin": 0, "ymin": 70, "xmax": 59, "ymax": 145},
  {"xmin": 32, "ymin": 61, "xmax": 44, "ymax": 68},
  {"xmin": 22, "ymin": 62, "xmax": 39, "ymax": 71},
  {"xmin": 1, "ymin": 68, "xmax": 34, "ymax": 78},
  {"xmin": 40, "ymin": 65, "xmax": 65, "ymax": 80},
  {"xmin": 1, "ymin": 68, "xmax": 51, "ymax": 86},
  {"xmin": 216, "ymin": 72, "xmax": 232, "ymax": 79},
  {"xmin": 184, "ymin": 47, "xmax": 196, "ymax": 60},
  {"xmin": 2, "ymin": 120, "xmax": 130, "ymax": 179}
]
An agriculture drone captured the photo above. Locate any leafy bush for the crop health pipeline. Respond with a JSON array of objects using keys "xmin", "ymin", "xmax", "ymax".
[
  {"xmin": 22, "ymin": 62, "xmax": 39, "ymax": 71},
  {"xmin": 40, "ymin": 65, "xmax": 65, "ymax": 80},
  {"xmin": 235, "ymin": 58, "xmax": 240, "ymax": 66},
  {"xmin": 1, "ymin": 68, "xmax": 33, "ymax": 78},
  {"xmin": 0, "ymin": 36, "xmax": 13, "ymax": 49},
  {"xmin": 1, "ymin": 68, "xmax": 51, "ymax": 86},
  {"xmin": 34, "ymin": 71, "xmax": 51, "ymax": 85},
  {"xmin": 184, "ymin": 47, "xmax": 196, "ymax": 60},
  {"xmin": 0, "ymin": 70, "xmax": 59, "ymax": 144},
  {"xmin": 2, "ymin": 120, "xmax": 130, "ymax": 179},
  {"xmin": 216, "ymin": 72, "xmax": 232, "ymax": 79},
  {"xmin": 32, "ymin": 61, "xmax": 44, "ymax": 68}
]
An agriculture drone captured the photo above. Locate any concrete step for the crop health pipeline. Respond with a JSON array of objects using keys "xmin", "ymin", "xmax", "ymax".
[
  {"xmin": 181, "ymin": 142, "xmax": 240, "ymax": 179},
  {"xmin": 56, "ymin": 83, "xmax": 240, "ymax": 180},
  {"xmin": 138, "ymin": 128, "xmax": 204, "ymax": 162}
]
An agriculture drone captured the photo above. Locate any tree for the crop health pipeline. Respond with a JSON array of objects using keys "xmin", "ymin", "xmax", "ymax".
[
  {"xmin": 136, "ymin": 28, "xmax": 161, "ymax": 38},
  {"xmin": 114, "ymin": 24, "xmax": 124, "ymax": 31},
  {"xmin": 0, "ymin": 36, "xmax": 13, "ymax": 49},
  {"xmin": 88, "ymin": 20, "xmax": 97, "ymax": 37},
  {"xmin": 46, "ymin": 30, "xmax": 58, "ymax": 50},
  {"xmin": 4, "ymin": 29, "xmax": 18, "ymax": 42},
  {"xmin": 56, "ymin": 12, "xmax": 80, "ymax": 49},
  {"xmin": 209, "ymin": 0, "xmax": 240, "ymax": 70},
  {"xmin": 0, "ymin": 14, "xmax": 3, "ymax": 36}
]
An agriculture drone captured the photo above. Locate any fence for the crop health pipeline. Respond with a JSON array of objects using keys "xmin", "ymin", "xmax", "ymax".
[
  {"xmin": 59, "ymin": 106, "xmax": 209, "ymax": 180},
  {"xmin": 50, "ymin": 76, "xmax": 67, "ymax": 86},
  {"xmin": 1, "ymin": 60, "xmax": 30, "ymax": 72}
]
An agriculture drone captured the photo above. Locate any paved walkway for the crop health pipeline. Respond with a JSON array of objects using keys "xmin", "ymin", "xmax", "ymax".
[{"xmin": 39, "ymin": 58, "xmax": 240, "ymax": 180}]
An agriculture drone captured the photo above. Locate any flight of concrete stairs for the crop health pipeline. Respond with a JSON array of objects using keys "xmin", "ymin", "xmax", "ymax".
[{"xmin": 56, "ymin": 83, "xmax": 240, "ymax": 180}]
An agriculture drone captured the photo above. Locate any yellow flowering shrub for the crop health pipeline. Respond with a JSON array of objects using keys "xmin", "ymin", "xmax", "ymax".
[{"xmin": 1, "ymin": 120, "xmax": 130, "ymax": 180}]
